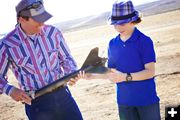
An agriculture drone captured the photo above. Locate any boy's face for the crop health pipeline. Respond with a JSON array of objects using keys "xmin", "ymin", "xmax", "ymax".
[
  {"xmin": 19, "ymin": 17, "xmax": 44, "ymax": 35},
  {"xmin": 113, "ymin": 22, "xmax": 134, "ymax": 36}
]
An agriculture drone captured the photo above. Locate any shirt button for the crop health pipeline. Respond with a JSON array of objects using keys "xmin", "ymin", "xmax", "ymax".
[{"xmin": 123, "ymin": 44, "xmax": 126, "ymax": 47}]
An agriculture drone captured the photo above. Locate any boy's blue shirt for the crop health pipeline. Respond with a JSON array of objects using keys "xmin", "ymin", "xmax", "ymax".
[{"xmin": 108, "ymin": 27, "xmax": 160, "ymax": 106}]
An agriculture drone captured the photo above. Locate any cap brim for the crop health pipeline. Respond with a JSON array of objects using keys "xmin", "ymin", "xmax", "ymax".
[
  {"xmin": 32, "ymin": 11, "xmax": 52, "ymax": 23},
  {"xmin": 108, "ymin": 11, "xmax": 139, "ymax": 25}
]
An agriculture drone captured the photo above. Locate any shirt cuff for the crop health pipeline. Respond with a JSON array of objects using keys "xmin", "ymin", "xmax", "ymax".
[{"xmin": 3, "ymin": 84, "xmax": 14, "ymax": 96}]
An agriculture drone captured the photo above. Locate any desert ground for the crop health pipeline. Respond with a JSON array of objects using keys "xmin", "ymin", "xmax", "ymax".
[{"xmin": 0, "ymin": 10, "xmax": 180, "ymax": 120}]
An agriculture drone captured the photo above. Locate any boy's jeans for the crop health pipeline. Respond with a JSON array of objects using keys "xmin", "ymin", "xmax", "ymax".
[{"xmin": 118, "ymin": 102, "xmax": 161, "ymax": 120}]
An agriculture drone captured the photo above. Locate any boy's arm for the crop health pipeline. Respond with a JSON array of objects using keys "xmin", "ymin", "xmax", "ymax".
[
  {"xmin": 130, "ymin": 62, "xmax": 155, "ymax": 81},
  {"xmin": 110, "ymin": 62, "xmax": 155, "ymax": 83},
  {"xmin": 85, "ymin": 62, "xmax": 155, "ymax": 83}
]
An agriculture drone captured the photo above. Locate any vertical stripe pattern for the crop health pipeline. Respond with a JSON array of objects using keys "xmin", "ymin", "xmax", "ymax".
[{"xmin": 0, "ymin": 24, "xmax": 77, "ymax": 92}]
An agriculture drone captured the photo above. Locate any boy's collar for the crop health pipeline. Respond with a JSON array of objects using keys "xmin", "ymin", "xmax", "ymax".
[{"xmin": 119, "ymin": 27, "xmax": 140, "ymax": 42}]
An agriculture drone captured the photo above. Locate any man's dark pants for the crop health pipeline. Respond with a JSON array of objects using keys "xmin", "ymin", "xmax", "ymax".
[{"xmin": 25, "ymin": 86, "xmax": 83, "ymax": 120}]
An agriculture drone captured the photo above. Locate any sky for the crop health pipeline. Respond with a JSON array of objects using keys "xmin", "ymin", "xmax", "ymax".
[{"xmin": 0, "ymin": 0, "xmax": 158, "ymax": 34}]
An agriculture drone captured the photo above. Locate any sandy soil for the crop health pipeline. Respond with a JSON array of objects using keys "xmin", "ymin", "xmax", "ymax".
[{"xmin": 0, "ymin": 10, "xmax": 180, "ymax": 120}]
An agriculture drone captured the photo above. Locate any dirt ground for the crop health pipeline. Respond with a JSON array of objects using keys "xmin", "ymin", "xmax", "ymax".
[{"xmin": 0, "ymin": 10, "xmax": 180, "ymax": 120}]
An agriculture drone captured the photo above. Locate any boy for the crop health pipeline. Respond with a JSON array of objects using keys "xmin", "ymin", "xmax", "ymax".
[
  {"xmin": 86, "ymin": 0, "xmax": 161, "ymax": 120},
  {"xmin": 107, "ymin": 1, "xmax": 161, "ymax": 119}
]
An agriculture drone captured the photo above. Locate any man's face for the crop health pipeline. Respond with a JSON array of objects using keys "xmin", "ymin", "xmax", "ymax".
[{"xmin": 19, "ymin": 17, "xmax": 44, "ymax": 35}]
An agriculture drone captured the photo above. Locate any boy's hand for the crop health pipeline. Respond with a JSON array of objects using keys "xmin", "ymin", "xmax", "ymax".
[{"xmin": 108, "ymin": 69, "xmax": 126, "ymax": 83}]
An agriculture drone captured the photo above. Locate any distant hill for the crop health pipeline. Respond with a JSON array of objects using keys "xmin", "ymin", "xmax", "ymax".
[
  {"xmin": 54, "ymin": 0, "xmax": 180, "ymax": 33},
  {"xmin": 0, "ymin": 33, "xmax": 6, "ymax": 39}
]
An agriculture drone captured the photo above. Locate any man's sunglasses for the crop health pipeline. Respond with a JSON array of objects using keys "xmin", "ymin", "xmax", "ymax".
[
  {"xmin": 18, "ymin": 1, "xmax": 43, "ymax": 16},
  {"xmin": 21, "ymin": 1, "xmax": 43, "ymax": 11}
]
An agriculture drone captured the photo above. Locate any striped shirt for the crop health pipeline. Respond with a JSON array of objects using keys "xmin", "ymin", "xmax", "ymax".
[{"xmin": 0, "ymin": 24, "xmax": 77, "ymax": 95}]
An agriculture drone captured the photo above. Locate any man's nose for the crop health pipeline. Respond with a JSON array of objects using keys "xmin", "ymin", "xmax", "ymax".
[{"xmin": 39, "ymin": 22, "xmax": 44, "ymax": 26}]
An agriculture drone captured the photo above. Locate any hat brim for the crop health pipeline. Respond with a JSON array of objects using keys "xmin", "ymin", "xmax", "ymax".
[
  {"xmin": 32, "ymin": 11, "xmax": 52, "ymax": 23},
  {"xmin": 108, "ymin": 11, "xmax": 139, "ymax": 25}
]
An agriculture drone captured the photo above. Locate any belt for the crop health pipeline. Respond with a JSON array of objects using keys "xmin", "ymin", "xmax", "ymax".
[{"xmin": 25, "ymin": 83, "xmax": 66, "ymax": 99}]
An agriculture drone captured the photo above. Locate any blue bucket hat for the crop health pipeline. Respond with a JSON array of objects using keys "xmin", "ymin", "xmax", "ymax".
[
  {"xmin": 16, "ymin": 0, "xmax": 52, "ymax": 23},
  {"xmin": 108, "ymin": 0, "xmax": 139, "ymax": 25}
]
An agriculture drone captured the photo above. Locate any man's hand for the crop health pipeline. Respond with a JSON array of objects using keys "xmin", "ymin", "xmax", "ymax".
[
  {"xmin": 10, "ymin": 87, "xmax": 32, "ymax": 105},
  {"xmin": 68, "ymin": 71, "xmax": 86, "ymax": 86}
]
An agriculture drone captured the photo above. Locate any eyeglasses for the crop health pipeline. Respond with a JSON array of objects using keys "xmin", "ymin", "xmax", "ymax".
[
  {"xmin": 18, "ymin": 1, "xmax": 43, "ymax": 16},
  {"xmin": 23, "ymin": 1, "xmax": 43, "ymax": 11},
  {"xmin": 27, "ymin": 1, "xmax": 43, "ymax": 10}
]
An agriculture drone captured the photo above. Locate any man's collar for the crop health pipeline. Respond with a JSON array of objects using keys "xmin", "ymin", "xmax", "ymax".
[{"xmin": 16, "ymin": 24, "xmax": 45, "ymax": 41}]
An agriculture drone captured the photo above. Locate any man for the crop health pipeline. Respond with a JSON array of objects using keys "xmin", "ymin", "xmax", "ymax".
[{"xmin": 0, "ymin": 0, "xmax": 83, "ymax": 119}]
